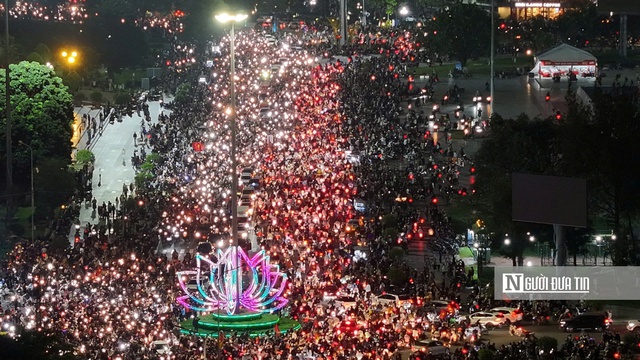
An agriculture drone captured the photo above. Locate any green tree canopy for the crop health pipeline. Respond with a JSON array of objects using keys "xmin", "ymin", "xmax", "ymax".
[
  {"xmin": 473, "ymin": 114, "xmax": 559, "ymax": 265},
  {"xmin": 0, "ymin": 61, "xmax": 74, "ymax": 185},
  {"xmin": 425, "ymin": 3, "xmax": 491, "ymax": 67},
  {"xmin": 34, "ymin": 158, "xmax": 76, "ymax": 218},
  {"xmin": 560, "ymin": 84, "xmax": 640, "ymax": 264}
]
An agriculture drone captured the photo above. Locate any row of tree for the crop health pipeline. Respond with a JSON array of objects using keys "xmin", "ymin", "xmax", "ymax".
[{"xmin": 471, "ymin": 83, "xmax": 640, "ymax": 265}]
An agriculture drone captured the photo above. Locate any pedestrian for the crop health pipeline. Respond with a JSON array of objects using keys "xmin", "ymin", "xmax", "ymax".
[
  {"xmin": 192, "ymin": 315, "xmax": 200, "ymax": 333},
  {"xmin": 133, "ymin": 132, "xmax": 137, "ymax": 146},
  {"xmin": 98, "ymin": 174, "xmax": 101, "ymax": 187}
]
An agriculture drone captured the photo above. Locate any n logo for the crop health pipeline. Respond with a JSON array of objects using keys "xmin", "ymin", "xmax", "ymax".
[{"xmin": 502, "ymin": 273, "xmax": 523, "ymax": 293}]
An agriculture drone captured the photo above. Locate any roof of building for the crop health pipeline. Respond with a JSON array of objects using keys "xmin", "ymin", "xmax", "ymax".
[{"xmin": 536, "ymin": 43, "xmax": 597, "ymax": 62}]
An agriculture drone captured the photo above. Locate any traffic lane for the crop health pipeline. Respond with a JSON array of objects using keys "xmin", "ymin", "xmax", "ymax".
[{"xmin": 478, "ymin": 323, "xmax": 629, "ymax": 347}]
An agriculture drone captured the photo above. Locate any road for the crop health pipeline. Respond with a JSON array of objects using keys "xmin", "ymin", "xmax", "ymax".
[{"xmin": 68, "ymin": 99, "xmax": 168, "ymax": 245}]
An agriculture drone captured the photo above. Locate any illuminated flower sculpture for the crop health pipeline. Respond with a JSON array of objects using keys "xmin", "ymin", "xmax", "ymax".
[{"xmin": 177, "ymin": 246, "xmax": 288, "ymax": 315}]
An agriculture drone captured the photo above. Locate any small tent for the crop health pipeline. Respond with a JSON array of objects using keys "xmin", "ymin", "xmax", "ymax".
[{"xmin": 530, "ymin": 43, "xmax": 597, "ymax": 79}]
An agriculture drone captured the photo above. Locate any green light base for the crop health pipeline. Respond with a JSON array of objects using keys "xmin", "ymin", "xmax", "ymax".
[{"xmin": 179, "ymin": 312, "xmax": 300, "ymax": 337}]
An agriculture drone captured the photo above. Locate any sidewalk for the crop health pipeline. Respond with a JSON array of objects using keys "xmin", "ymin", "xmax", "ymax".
[{"xmin": 68, "ymin": 101, "xmax": 166, "ymax": 245}]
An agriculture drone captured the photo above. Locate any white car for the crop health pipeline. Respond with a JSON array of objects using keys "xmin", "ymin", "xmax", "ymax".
[
  {"xmin": 490, "ymin": 307, "xmax": 523, "ymax": 323},
  {"xmin": 373, "ymin": 293, "xmax": 413, "ymax": 309},
  {"xmin": 335, "ymin": 296, "xmax": 357, "ymax": 309},
  {"xmin": 627, "ymin": 320, "xmax": 640, "ymax": 333},
  {"xmin": 411, "ymin": 339, "xmax": 449, "ymax": 356},
  {"xmin": 468, "ymin": 311, "xmax": 508, "ymax": 328},
  {"xmin": 151, "ymin": 340, "xmax": 171, "ymax": 355}
]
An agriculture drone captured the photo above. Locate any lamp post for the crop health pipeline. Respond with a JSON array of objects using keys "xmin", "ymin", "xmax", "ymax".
[
  {"xmin": 216, "ymin": 10, "xmax": 247, "ymax": 321},
  {"xmin": 18, "ymin": 140, "xmax": 34, "ymax": 242},
  {"xmin": 60, "ymin": 50, "xmax": 78, "ymax": 73},
  {"xmin": 489, "ymin": 0, "xmax": 495, "ymax": 116}
]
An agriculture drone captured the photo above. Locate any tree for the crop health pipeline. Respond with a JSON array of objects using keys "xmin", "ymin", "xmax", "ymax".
[
  {"xmin": 62, "ymin": 71, "xmax": 82, "ymax": 92},
  {"xmin": 34, "ymin": 158, "xmax": 76, "ymax": 218},
  {"xmin": 0, "ymin": 61, "xmax": 74, "ymax": 186},
  {"xmin": 425, "ymin": 3, "xmax": 490, "ymax": 67},
  {"xmin": 34, "ymin": 43, "xmax": 52, "ymax": 63},
  {"xmin": 559, "ymin": 83, "xmax": 640, "ymax": 264},
  {"xmin": 473, "ymin": 114, "xmax": 559, "ymax": 265}
]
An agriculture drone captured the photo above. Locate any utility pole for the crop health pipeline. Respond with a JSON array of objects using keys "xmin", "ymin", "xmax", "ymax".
[
  {"xmin": 489, "ymin": 0, "xmax": 495, "ymax": 117},
  {"xmin": 339, "ymin": 0, "xmax": 346, "ymax": 46},
  {"xmin": 5, "ymin": 0, "xmax": 13, "ymax": 227}
]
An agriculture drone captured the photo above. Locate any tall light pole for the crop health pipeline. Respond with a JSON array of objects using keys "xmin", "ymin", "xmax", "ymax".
[
  {"xmin": 489, "ymin": 0, "xmax": 495, "ymax": 116},
  {"xmin": 18, "ymin": 141, "xmax": 34, "ymax": 242},
  {"xmin": 5, "ymin": 0, "xmax": 13, "ymax": 222},
  {"xmin": 216, "ymin": 11, "xmax": 247, "ymax": 316}
]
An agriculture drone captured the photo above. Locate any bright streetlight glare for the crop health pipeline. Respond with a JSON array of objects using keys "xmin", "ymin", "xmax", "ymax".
[
  {"xmin": 61, "ymin": 51, "xmax": 68, "ymax": 57},
  {"xmin": 71, "ymin": 51, "xmax": 78, "ymax": 57},
  {"xmin": 504, "ymin": 238, "xmax": 511, "ymax": 245},
  {"xmin": 529, "ymin": 236, "xmax": 535, "ymax": 242},
  {"xmin": 215, "ymin": 13, "xmax": 248, "ymax": 23},
  {"xmin": 399, "ymin": 6, "xmax": 409, "ymax": 15},
  {"xmin": 67, "ymin": 57, "xmax": 75, "ymax": 63}
]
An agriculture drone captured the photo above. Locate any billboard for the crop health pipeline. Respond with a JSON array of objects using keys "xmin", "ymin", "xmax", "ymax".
[
  {"xmin": 597, "ymin": 0, "xmax": 640, "ymax": 15},
  {"xmin": 512, "ymin": 173, "xmax": 587, "ymax": 228}
]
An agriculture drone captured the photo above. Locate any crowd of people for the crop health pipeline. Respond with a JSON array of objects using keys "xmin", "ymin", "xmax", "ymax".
[{"xmin": 0, "ymin": 26, "xmax": 635, "ymax": 360}]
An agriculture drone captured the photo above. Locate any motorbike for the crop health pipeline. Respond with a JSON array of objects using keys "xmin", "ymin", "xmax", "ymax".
[{"xmin": 509, "ymin": 325, "xmax": 533, "ymax": 338}]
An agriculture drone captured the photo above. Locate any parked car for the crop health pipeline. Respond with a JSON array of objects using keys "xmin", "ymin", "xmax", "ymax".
[
  {"xmin": 627, "ymin": 320, "xmax": 640, "ymax": 333},
  {"xmin": 468, "ymin": 312, "xmax": 508, "ymax": 329},
  {"xmin": 410, "ymin": 339, "xmax": 449, "ymax": 357},
  {"xmin": 560, "ymin": 314, "xmax": 610, "ymax": 332}
]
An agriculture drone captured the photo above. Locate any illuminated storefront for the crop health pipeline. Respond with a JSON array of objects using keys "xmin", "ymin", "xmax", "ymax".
[
  {"xmin": 498, "ymin": 1, "xmax": 563, "ymax": 20},
  {"xmin": 515, "ymin": 2, "xmax": 561, "ymax": 19}
]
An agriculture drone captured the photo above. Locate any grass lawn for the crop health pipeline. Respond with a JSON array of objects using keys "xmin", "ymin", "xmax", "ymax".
[
  {"xmin": 413, "ymin": 55, "xmax": 534, "ymax": 77},
  {"xmin": 458, "ymin": 246, "xmax": 479, "ymax": 281}
]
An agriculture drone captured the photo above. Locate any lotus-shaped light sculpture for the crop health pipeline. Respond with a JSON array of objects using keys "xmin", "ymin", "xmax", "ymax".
[{"xmin": 177, "ymin": 246, "xmax": 288, "ymax": 315}]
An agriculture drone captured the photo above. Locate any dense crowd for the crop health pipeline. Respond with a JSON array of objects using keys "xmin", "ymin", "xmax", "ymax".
[{"xmin": 0, "ymin": 27, "xmax": 634, "ymax": 360}]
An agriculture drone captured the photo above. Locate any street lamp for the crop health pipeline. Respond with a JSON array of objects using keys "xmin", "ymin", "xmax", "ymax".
[
  {"xmin": 60, "ymin": 50, "xmax": 79, "ymax": 72},
  {"xmin": 504, "ymin": 238, "xmax": 511, "ymax": 246},
  {"xmin": 216, "ymin": 10, "xmax": 247, "ymax": 323},
  {"xmin": 18, "ymin": 140, "xmax": 34, "ymax": 242},
  {"xmin": 595, "ymin": 236, "xmax": 603, "ymax": 265}
]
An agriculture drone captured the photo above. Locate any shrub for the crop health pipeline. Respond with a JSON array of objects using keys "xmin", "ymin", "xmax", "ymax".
[
  {"xmin": 74, "ymin": 92, "xmax": 87, "ymax": 103},
  {"xmin": 389, "ymin": 246, "xmax": 405, "ymax": 262},
  {"xmin": 90, "ymin": 90, "xmax": 104, "ymax": 104},
  {"xmin": 76, "ymin": 149, "xmax": 95, "ymax": 164},
  {"xmin": 538, "ymin": 336, "xmax": 558, "ymax": 354},
  {"xmin": 381, "ymin": 214, "xmax": 398, "ymax": 229},
  {"xmin": 114, "ymin": 92, "xmax": 131, "ymax": 106},
  {"xmin": 478, "ymin": 349, "xmax": 495, "ymax": 360},
  {"xmin": 382, "ymin": 227, "xmax": 399, "ymax": 240}
]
